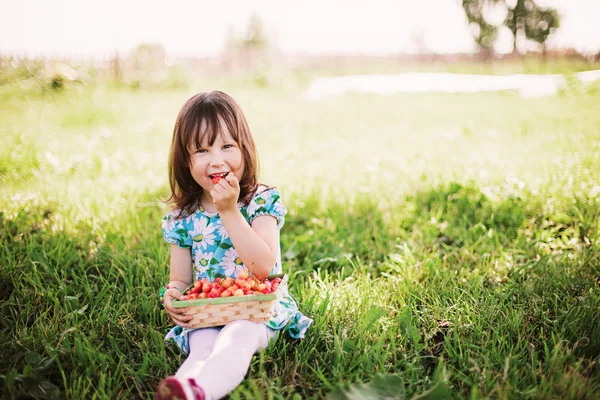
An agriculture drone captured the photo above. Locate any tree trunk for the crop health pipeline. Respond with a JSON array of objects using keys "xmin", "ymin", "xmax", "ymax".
[{"xmin": 542, "ymin": 43, "xmax": 548, "ymax": 64}]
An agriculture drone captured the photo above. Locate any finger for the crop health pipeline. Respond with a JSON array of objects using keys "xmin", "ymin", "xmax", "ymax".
[
  {"xmin": 211, "ymin": 185, "xmax": 223, "ymax": 195},
  {"xmin": 218, "ymin": 178, "xmax": 232, "ymax": 189},
  {"xmin": 163, "ymin": 294, "xmax": 183, "ymax": 309},
  {"xmin": 225, "ymin": 172, "xmax": 239, "ymax": 188},
  {"xmin": 164, "ymin": 303, "xmax": 187, "ymax": 314},
  {"xmin": 175, "ymin": 315, "xmax": 193, "ymax": 327},
  {"xmin": 169, "ymin": 309, "xmax": 192, "ymax": 320},
  {"xmin": 168, "ymin": 309, "xmax": 192, "ymax": 323},
  {"xmin": 166, "ymin": 289, "xmax": 185, "ymax": 300},
  {"xmin": 163, "ymin": 304, "xmax": 178, "ymax": 315},
  {"xmin": 170, "ymin": 315, "xmax": 193, "ymax": 328}
]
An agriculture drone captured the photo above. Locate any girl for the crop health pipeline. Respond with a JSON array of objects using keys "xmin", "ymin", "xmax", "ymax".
[{"xmin": 156, "ymin": 91, "xmax": 312, "ymax": 400}]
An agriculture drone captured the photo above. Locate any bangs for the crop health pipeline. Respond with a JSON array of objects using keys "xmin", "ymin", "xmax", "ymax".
[{"xmin": 188, "ymin": 100, "xmax": 240, "ymax": 151}]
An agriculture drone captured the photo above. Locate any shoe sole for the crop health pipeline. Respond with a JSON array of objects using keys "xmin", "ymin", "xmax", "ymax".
[{"xmin": 155, "ymin": 377, "xmax": 187, "ymax": 400}]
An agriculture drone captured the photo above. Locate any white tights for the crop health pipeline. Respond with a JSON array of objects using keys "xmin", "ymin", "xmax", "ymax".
[{"xmin": 175, "ymin": 320, "xmax": 276, "ymax": 400}]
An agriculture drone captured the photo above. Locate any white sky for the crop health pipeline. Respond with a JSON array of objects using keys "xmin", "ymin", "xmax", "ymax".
[{"xmin": 0, "ymin": 0, "xmax": 598, "ymax": 58}]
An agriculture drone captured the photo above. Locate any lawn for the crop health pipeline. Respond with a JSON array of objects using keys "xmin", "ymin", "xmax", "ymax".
[{"xmin": 1, "ymin": 68, "xmax": 599, "ymax": 399}]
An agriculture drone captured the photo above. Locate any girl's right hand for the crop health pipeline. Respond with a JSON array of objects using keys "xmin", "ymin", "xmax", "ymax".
[{"xmin": 163, "ymin": 288, "xmax": 194, "ymax": 328}]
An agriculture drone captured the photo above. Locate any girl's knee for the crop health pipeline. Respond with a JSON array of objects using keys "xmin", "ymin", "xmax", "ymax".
[
  {"xmin": 221, "ymin": 320, "xmax": 269, "ymax": 349},
  {"xmin": 221, "ymin": 319, "xmax": 261, "ymax": 333},
  {"xmin": 190, "ymin": 345, "xmax": 213, "ymax": 359},
  {"xmin": 188, "ymin": 328, "xmax": 220, "ymax": 358}
]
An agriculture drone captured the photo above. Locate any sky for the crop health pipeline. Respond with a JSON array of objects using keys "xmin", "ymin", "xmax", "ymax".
[{"xmin": 0, "ymin": 0, "xmax": 599, "ymax": 58}]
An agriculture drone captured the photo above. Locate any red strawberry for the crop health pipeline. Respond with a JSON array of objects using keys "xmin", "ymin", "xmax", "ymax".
[{"xmin": 211, "ymin": 176, "xmax": 222, "ymax": 184}]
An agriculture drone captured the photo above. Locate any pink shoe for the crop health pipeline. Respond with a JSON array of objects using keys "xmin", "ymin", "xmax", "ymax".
[{"xmin": 155, "ymin": 376, "xmax": 205, "ymax": 400}]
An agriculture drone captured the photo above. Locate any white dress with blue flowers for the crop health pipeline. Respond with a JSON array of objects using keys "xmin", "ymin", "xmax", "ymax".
[{"xmin": 161, "ymin": 186, "xmax": 312, "ymax": 354}]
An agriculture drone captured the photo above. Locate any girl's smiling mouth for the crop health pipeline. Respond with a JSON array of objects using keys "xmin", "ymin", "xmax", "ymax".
[
  {"xmin": 209, "ymin": 172, "xmax": 229, "ymax": 179},
  {"xmin": 210, "ymin": 172, "xmax": 229, "ymax": 184}
]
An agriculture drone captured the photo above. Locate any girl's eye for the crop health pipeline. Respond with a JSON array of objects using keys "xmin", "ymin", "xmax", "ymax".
[
  {"xmin": 223, "ymin": 144, "xmax": 233, "ymax": 150},
  {"xmin": 194, "ymin": 149, "xmax": 207, "ymax": 154}
]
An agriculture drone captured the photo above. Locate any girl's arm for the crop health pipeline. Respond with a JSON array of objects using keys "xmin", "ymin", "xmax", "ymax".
[
  {"xmin": 219, "ymin": 211, "xmax": 279, "ymax": 280},
  {"xmin": 212, "ymin": 174, "xmax": 279, "ymax": 279},
  {"xmin": 163, "ymin": 244, "xmax": 194, "ymax": 328},
  {"xmin": 168, "ymin": 244, "xmax": 194, "ymax": 291}
]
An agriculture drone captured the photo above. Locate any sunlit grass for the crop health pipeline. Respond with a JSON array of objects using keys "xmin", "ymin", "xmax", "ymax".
[{"xmin": 1, "ymin": 79, "xmax": 599, "ymax": 399}]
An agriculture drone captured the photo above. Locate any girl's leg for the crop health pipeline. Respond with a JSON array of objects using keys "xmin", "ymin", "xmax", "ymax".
[
  {"xmin": 193, "ymin": 320, "xmax": 272, "ymax": 400},
  {"xmin": 175, "ymin": 328, "xmax": 220, "ymax": 379}
]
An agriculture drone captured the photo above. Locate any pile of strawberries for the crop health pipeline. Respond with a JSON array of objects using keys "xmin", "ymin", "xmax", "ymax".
[{"xmin": 182, "ymin": 270, "xmax": 282, "ymax": 300}]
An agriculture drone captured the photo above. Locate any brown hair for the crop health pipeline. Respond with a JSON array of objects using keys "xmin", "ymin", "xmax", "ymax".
[{"xmin": 167, "ymin": 91, "xmax": 259, "ymax": 217}]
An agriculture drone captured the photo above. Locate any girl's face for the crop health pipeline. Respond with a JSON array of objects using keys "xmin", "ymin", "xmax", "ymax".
[{"xmin": 188, "ymin": 123, "xmax": 244, "ymax": 201}]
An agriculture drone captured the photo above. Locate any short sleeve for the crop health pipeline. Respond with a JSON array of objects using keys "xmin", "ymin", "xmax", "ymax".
[
  {"xmin": 162, "ymin": 211, "xmax": 193, "ymax": 249},
  {"xmin": 247, "ymin": 187, "xmax": 288, "ymax": 229}
]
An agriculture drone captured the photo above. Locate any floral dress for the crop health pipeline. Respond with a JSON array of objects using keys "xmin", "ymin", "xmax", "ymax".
[{"xmin": 161, "ymin": 186, "xmax": 312, "ymax": 354}]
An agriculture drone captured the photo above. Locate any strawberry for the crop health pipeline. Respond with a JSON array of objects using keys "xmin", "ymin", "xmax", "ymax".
[{"xmin": 211, "ymin": 176, "xmax": 222, "ymax": 184}]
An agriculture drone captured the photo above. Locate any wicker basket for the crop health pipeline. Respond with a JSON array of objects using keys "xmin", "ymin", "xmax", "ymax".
[{"xmin": 171, "ymin": 274, "xmax": 287, "ymax": 328}]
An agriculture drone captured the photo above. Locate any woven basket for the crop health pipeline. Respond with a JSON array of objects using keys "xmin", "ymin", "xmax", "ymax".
[{"xmin": 171, "ymin": 274, "xmax": 286, "ymax": 329}]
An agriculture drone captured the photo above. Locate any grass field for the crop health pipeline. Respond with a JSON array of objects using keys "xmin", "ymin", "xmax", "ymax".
[{"xmin": 1, "ymin": 67, "xmax": 599, "ymax": 399}]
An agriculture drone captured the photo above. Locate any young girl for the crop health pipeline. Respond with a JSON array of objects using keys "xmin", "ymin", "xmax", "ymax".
[{"xmin": 156, "ymin": 91, "xmax": 312, "ymax": 400}]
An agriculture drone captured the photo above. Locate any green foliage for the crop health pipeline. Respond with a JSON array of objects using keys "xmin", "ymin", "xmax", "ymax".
[
  {"xmin": 224, "ymin": 13, "xmax": 270, "ymax": 53},
  {"xmin": 462, "ymin": 0, "xmax": 500, "ymax": 53},
  {"xmin": 462, "ymin": 0, "xmax": 560, "ymax": 54},
  {"xmin": 506, "ymin": 0, "xmax": 560, "ymax": 51},
  {"xmin": 0, "ymin": 59, "xmax": 45, "ymax": 86},
  {"xmin": 0, "ymin": 135, "xmax": 40, "ymax": 182},
  {"xmin": 242, "ymin": 13, "xmax": 270, "ymax": 51},
  {"xmin": 328, "ymin": 373, "xmax": 452, "ymax": 400}
]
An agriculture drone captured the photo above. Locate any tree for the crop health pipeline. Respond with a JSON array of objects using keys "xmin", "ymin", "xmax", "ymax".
[
  {"xmin": 223, "ymin": 14, "xmax": 269, "ymax": 53},
  {"xmin": 241, "ymin": 13, "xmax": 269, "ymax": 51},
  {"xmin": 462, "ymin": 0, "xmax": 500, "ymax": 56},
  {"xmin": 462, "ymin": 0, "xmax": 560, "ymax": 56},
  {"xmin": 222, "ymin": 14, "xmax": 271, "ymax": 71},
  {"xmin": 505, "ymin": 0, "xmax": 560, "ymax": 55}
]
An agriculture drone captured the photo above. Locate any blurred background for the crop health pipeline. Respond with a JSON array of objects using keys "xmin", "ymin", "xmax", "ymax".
[
  {"xmin": 2, "ymin": 0, "xmax": 600, "ymax": 206},
  {"xmin": 1, "ymin": 0, "xmax": 599, "ymax": 92}
]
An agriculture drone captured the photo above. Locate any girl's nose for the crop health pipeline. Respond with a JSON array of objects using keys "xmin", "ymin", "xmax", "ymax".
[{"xmin": 210, "ymin": 151, "xmax": 224, "ymax": 166}]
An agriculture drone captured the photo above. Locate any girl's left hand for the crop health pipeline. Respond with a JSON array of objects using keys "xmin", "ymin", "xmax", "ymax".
[{"xmin": 211, "ymin": 172, "xmax": 240, "ymax": 213}]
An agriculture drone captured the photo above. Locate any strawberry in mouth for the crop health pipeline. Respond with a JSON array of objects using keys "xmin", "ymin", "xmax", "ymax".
[{"xmin": 210, "ymin": 172, "xmax": 229, "ymax": 184}]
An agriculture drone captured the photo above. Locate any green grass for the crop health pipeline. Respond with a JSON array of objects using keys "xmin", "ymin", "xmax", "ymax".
[{"xmin": 1, "ymin": 70, "xmax": 599, "ymax": 399}]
